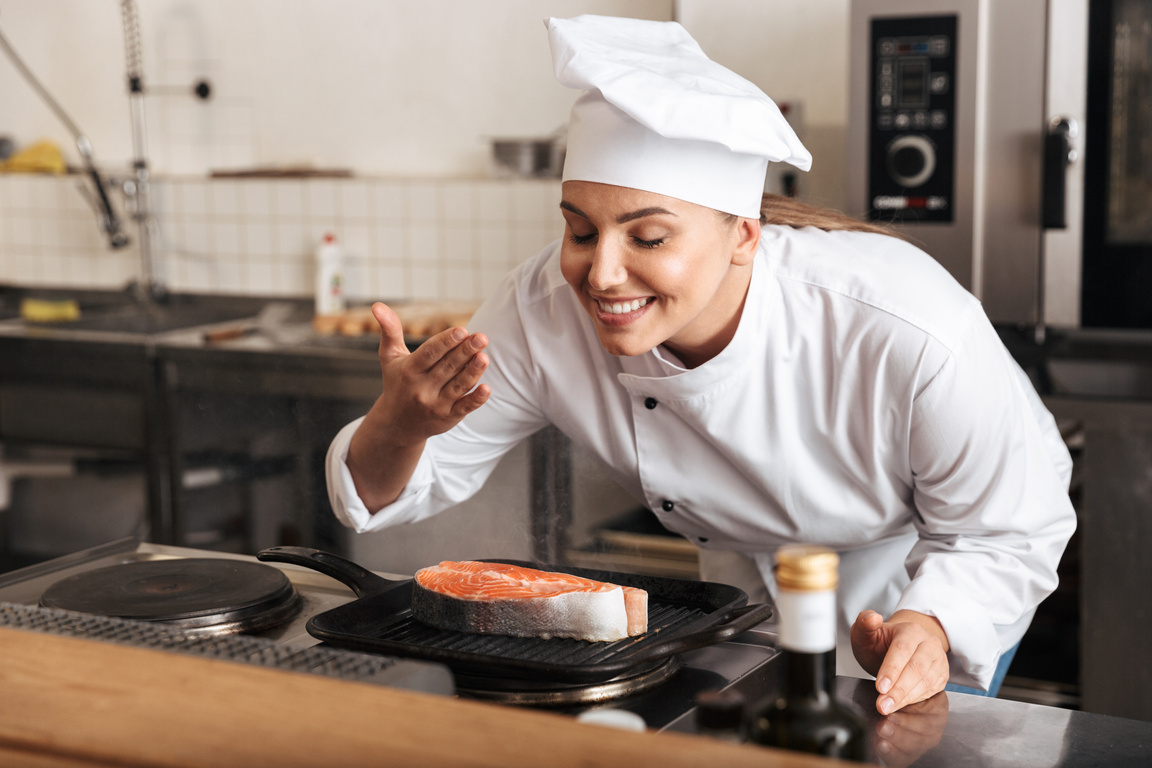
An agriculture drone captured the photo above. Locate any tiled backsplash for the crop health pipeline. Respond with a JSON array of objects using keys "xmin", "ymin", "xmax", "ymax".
[{"xmin": 0, "ymin": 173, "xmax": 564, "ymax": 302}]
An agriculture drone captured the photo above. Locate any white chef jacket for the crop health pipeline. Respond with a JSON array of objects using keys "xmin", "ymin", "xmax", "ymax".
[{"xmin": 327, "ymin": 224, "xmax": 1076, "ymax": 690}]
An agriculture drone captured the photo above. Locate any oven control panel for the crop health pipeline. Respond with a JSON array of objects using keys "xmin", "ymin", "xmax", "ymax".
[{"xmin": 867, "ymin": 14, "xmax": 957, "ymax": 223}]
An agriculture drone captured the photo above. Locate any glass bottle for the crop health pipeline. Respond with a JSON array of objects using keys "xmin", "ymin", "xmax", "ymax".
[
  {"xmin": 694, "ymin": 688, "xmax": 746, "ymax": 743},
  {"xmin": 746, "ymin": 545, "xmax": 867, "ymax": 761}
]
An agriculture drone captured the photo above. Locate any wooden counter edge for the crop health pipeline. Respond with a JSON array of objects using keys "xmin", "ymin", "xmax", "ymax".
[{"xmin": 0, "ymin": 627, "xmax": 843, "ymax": 768}]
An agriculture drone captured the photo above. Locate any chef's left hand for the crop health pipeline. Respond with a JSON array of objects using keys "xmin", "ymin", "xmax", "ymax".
[{"xmin": 850, "ymin": 609, "xmax": 950, "ymax": 715}]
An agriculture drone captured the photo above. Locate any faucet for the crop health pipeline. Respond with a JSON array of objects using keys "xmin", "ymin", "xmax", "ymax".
[{"xmin": 0, "ymin": 12, "xmax": 130, "ymax": 252}]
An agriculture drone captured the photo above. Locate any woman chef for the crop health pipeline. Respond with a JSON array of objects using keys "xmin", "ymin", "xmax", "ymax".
[{"xmin": 325, "ymin": 15, "xmax": 1076, "ymax": 715}]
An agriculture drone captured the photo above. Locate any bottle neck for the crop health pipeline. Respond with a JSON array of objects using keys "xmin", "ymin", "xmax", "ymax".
[
  {"xmin": 783, "ymin": 647, "xmax": 837, "ymax": 698},
  {"xmin": 776, "ymin": 585, "xmax": 837, "ymax": 697}
]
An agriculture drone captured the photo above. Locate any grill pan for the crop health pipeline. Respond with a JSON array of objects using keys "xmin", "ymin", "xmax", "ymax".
[{"xmin": 257, "ymin": 547, "xmax": 773, "ymax": 685}]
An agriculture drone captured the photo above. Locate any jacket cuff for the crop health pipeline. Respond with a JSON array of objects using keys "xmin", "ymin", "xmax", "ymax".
[{"xmin": 324, "ymin": 417, "xmax": 434, "ymax": 533}]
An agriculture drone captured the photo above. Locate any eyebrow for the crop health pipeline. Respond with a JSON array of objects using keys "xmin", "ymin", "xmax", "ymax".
[{"xmin": 559, "ymin": 201, "xmax": 678, "ymax": 224}]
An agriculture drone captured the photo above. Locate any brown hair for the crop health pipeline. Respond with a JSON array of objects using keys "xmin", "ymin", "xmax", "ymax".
[
  {"xmin": 758, "ymin": 193, "xmax": 902, "ymax": 237},
  {"xmin": 716, "ymin": 194, "xmax": 900, "ymax": 239}
]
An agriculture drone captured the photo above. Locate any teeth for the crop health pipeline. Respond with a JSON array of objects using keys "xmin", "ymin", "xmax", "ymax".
[{"xmin": 598, "ymin": 298, "xmax": 651, "ymax": 315}]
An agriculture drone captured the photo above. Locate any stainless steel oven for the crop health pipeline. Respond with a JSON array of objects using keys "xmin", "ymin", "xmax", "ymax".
[
  {"xmin": 848, "ymin": 0, "xmax": 1152, "ymax": 722},
  {"xmin": 847, "ymin": 0, "xmax": 1152, "ymax": 332}
]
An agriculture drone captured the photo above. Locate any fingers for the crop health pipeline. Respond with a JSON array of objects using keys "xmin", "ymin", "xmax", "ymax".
[
  {"xmin": 395, "ymin": 328, "xmax": 490, "ymax": 422},
  {"xmin": 872, "ymin": 694, "xmax": 949, "ymax": 767},
  {"xmin": 855, "ymin": 609, "xmax": 884, "ymax": 634},
  {"xmin": 372, "ymin": 303, "xmax": 409, "ymax": 358},
  {"xmin": 404, "ymin": 329, "xmax": 489, "ymax": 404},
  {"xmin": 435, "ymin": 332, "xmax": 490, "ymax": 398},
  {"xmin": 850, "ymin": 610, "xmax": 888, "ymax": 676},
  {"xmin": 407, "ymin": 326, "xmax": 487, "ymax": 374},
  {"xmin": 451, "ymin": 382, "xmax": 491, "ymax": 419},
  {"xmin": 874, "ymin": 630, "xmax": 948, "ymax": 715}
]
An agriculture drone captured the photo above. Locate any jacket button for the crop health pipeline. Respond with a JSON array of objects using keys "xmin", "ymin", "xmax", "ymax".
[
  {"xmin": 644, "ymin": 397, "xmax": 658, "ymax": 410},
  {"xmin": 661, "ymin": 500, "xmax": 674, "ymax": 512}
]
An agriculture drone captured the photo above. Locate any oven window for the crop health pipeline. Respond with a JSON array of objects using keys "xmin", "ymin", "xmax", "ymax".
[{"xmin": 1106, "ymin": 0, "xmax": 1152, "ymax": 244}]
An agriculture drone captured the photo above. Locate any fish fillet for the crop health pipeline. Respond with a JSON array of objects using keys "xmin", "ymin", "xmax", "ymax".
[{"xmin": 411, "ymin": 561, "xmax": 648, "ymax": 642}]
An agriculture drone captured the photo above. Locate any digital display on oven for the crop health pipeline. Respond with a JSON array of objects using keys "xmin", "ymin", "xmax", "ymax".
[{"xmin": 898, "ymin": 59, "xmax": 929, "ymax": 108}]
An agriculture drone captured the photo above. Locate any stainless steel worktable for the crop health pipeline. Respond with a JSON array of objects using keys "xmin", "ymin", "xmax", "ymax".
[{"xmin": 830, "ymin": 677, "xmax": 1152, "ymax": 766}]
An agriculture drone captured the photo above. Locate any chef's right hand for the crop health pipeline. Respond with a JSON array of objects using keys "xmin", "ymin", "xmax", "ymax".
[
  {"xmin": 369, "ymin": 302, "xmax": 491, "ymax": 443},
  {"xmin": 346, "ymin": 303, "xmax": 490, "ymax": 510}
]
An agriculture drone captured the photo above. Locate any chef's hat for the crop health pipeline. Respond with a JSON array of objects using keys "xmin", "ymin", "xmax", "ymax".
[{"xmin": 546, "ymin": 15, "xmax": 811, "ymax": 219}]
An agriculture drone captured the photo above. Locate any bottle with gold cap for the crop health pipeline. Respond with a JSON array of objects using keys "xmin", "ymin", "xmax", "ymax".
[{"xmin": 746, "ymin": 544, "xmax": 867, "ymax": 760}]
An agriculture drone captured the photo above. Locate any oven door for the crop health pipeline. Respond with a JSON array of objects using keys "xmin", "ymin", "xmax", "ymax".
[{"xmin": 1079, "ymin": 0, "xmax": 1152, "ymax": 328}]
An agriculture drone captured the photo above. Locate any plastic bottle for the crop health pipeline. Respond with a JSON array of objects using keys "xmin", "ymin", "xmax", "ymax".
[
  {"xmin": 746, "ymin": 545, "xmax": 867, "ymax": 761},
  {"xmin": 314, "ymin": 232, "xmax": 344, "ymax": 316}
]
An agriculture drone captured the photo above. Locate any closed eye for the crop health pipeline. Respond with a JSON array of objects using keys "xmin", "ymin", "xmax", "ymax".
[
  {"xmin": 634, "ymin": 237, "xmax": 664, "ymax": 249},
  {"xmin": 569, "ymin": 232, "xmax": 596, "ymax": 245}
]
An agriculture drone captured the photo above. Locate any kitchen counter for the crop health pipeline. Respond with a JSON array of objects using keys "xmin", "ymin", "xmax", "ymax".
[
  {"xmin": 834, "ymin": 677, "xmax": 1151, "ymax": 767},
  {"xmin": 0, "ymin": 290, "xmax": 384, "ymax": 553},
  {"xmin": 0, "ymin": 626, "xmax": 821, "ymax": 768},
  {"xmin": 2, "ymin": 626, "xmax": 1149, "ymax": 767}
]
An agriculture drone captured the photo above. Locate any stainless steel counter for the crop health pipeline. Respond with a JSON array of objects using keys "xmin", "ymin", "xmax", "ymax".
[
  {"xmin": 0, "ymin": 290, "xmax": 381, "ymax": 555},
  {"xmin": 833, "ymin": 677, "xmax": 1152, "ymax": 767}
]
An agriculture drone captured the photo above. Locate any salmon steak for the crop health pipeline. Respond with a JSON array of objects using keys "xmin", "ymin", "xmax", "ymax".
[{"xmin": 411, "ymin": 561, "xmax": 648, "ymax": 642}]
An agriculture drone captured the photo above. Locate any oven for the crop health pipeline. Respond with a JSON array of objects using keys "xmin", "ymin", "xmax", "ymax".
[
  {"xmin": 0, "ymin": 538, "xmax": 782, "ymax": 735},
  {"xmin": 847, "ymin": 0, "xmax": 1152, "ymax": 721},
  {"xmin": 847, "ymin": 0, "xmax": 1152, "ymax": 332}
]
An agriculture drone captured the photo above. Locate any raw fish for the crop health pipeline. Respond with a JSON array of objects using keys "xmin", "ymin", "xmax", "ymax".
[{"xmin": 411, "ymin": 561, "xmax": 648, "ymax": 642}]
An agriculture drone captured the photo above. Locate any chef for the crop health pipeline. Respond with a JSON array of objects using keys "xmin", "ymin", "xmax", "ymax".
[{"xmin": 326, "ymin": 15, "xmax": 1076, "ymax": 715}]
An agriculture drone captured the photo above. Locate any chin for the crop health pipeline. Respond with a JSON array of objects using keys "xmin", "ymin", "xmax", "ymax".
[{"xmin": 594, "ymin": 329, "xmax": 657, "ymax": 358}]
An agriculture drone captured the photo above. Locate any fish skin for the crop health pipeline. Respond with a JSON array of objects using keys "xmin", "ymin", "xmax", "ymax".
[{"xmin": 411, "ymin": 561, "xmax": 648, "ymax": 642}]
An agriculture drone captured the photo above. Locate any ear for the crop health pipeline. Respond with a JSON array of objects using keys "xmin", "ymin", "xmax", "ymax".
[{"xmin": 730, "ymin": 217, "xmax": 760, "ymax": 267}]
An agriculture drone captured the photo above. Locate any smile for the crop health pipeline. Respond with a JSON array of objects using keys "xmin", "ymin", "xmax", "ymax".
[{"xmin": 596, "ymin": 297, "xmax": 654, "ymax": 315}]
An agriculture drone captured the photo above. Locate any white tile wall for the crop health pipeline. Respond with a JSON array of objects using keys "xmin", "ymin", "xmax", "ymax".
[{"xmin": 0, "ymin": 173, "xmax": 564, "ymax": 302}]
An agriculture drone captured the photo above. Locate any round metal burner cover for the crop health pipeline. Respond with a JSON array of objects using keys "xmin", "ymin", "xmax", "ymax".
[{"xmin": 40, "ymin": 559, "xmax": 294, "ymax": 622}]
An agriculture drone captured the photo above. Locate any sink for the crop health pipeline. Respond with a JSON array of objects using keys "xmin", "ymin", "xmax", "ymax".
[
  {"xmin": 2, "ymin": 289, "xmax": 276, "ymax": 337},
  {"xmin": 29, "ymin": 302, "xmax": 254, "ymax": 335}
]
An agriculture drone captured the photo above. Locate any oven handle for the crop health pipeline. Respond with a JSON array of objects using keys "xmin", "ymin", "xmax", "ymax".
[
  {"xmin": 1042, "ymin": 116, "xmax": 1078, "ymax": 230},
  {"xmin": 258, "ymin": 546, "xmax": 404, "ymax": 598}
]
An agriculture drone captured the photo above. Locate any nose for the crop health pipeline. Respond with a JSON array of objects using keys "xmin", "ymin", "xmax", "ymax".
[{"xmin": 587, "ymin": 239, "xmax": 628, "ymax": 291}]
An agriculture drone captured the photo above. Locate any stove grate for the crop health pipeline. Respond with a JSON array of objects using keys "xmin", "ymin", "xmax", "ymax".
[{"xmin": 0, "ymin": 601, "xmax": 403, "ymax": 684}]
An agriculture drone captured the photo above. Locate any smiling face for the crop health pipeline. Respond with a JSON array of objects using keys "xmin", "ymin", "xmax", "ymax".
[{"xmin": 559, "ymin": 181, "xmax": 761, "ymax": 368}]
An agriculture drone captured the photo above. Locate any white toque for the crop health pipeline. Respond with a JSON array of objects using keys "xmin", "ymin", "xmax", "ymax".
[{"xmin": 546, "ymin": 15, "xmax": 812, "ymax": 218}]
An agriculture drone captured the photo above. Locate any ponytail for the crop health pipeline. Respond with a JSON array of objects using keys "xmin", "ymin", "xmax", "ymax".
[{"xmin": 759, "ymin": 194, "xmax": 902, "ymax": 239}]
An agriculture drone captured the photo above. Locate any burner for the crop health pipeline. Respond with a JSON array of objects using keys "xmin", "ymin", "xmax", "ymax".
[
  {"xmin": 39, "ymin": 559, "xmax": 301, "ymax": 635},
  {"xmin": 454, "ymin": 657, "xmax": 683, "ymax": 707}
]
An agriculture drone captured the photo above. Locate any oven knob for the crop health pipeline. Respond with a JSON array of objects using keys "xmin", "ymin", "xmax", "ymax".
[{"xmin": 886, "ymin": 134, "xmax": 937, "ymax": 188}]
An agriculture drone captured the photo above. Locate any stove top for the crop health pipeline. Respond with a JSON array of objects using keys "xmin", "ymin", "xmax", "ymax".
[
  {"xmin": 0, "ymin": 538, "xmax": 455, "ymax": 694},
  {"xmin": 0, "ymin": 539, "xmax": 783, "ymax": 733}
]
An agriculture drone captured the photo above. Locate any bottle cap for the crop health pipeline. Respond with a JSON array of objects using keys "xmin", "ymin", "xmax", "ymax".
[{"xmin": 775, "ymin": 545, "xmax": 839, "ymax": 592}]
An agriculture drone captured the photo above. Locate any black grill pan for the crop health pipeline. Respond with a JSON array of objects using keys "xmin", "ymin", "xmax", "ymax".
[{"xmin": 257, "ymin": 547, "xmax": 773, "ymax": 684}]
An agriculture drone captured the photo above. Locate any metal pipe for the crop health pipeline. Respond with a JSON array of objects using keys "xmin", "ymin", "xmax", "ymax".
[{"xmin": 121, "ymin": 0, "xmax": 159, "ymax": 299}]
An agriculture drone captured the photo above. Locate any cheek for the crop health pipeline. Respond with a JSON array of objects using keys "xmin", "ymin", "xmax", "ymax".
[
  {"xmin": 642, "ymin": 246, "xmax": 713, "ymax": 299},
  {"xmin": 559, "ymin": 247, "xmax": 586, "ymax": 291}
]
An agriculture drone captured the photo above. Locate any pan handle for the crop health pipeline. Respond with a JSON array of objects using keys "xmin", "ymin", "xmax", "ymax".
[
  {"xmin": 257, "ymin": 546, "xmax": 402, "ymax": 598},
  {"xmin": 633, "ymin": 602, "xmax": 775, "ymax": 663}
]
